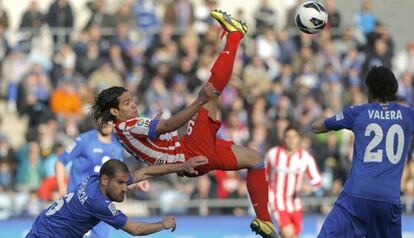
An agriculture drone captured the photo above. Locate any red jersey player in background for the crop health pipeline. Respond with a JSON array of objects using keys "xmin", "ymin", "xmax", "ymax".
[
  {"xmin": 265, "ymin": 125, "xmax": 321, "ymax": 238},
  {"xmin": 90, "ymin": 10, "xmax": 280, "ymax": 238}
]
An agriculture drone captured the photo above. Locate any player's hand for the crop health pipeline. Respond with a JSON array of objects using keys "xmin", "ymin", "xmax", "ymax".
[
  {"xmin": 127, "ymin": 180, "xmax": 150, "ymax": 191},
  {"xmin": 180, "ymin": 156, "xmax": 209, "ymax": 176},
  {"xmin": 161, "ymin": 216, "xmax": 176, "ymax": 232},
  {"xmin": 137, "ymin": 180, "xmax": 150, "ymax": 192},
  {"xmin": 197, "ymin": 82, "xmax": 219, "ymax": 104}
]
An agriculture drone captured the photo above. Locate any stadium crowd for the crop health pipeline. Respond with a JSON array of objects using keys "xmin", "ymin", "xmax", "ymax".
[{"xmin": 0, "ymin": 0, "xmax": 414, "ymax": 219}]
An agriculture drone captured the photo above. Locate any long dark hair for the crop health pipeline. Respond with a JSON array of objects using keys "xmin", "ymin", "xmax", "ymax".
[
  {"xmin": 365, "ymin": 66, "xmax": 398, "ymax": 102},
  {"xmin": 90, "ymin": 87, "xmax": 127, "ymax": 128}
]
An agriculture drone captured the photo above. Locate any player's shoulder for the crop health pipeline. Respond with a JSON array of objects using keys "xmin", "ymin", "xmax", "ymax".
[{"xmin": 79, "ymin": 130, "xmax": 98, "ymax": 140}]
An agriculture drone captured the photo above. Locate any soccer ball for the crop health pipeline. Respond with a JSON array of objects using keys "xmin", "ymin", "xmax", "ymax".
[{"xmin": 295, "ymin": 1, "xmax": 328, "ymax": 34}]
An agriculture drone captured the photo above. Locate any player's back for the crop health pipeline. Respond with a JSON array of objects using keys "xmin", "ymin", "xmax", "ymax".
[
  {"xmin": 26, "ymin": 175, "xmax": 127, "ymax": 238},
  {"xmin": 342, "ymin": 102, "xmax": 414, "ymax": 204},
  {"xmin": 60, "ymin": 130, "xmax": 124, "ymax": 192}
]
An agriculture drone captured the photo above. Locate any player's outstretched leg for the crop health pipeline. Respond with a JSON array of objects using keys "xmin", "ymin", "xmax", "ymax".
[
  {"xmin": 232, "ymin": 145, "xmax": 281, "ymax": 238},
  {"xmin": 208, "ymin": 10, "xmax": 247, "ymax": 94}
]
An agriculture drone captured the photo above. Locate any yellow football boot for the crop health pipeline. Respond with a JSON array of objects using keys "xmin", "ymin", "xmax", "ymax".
[
  {"xmin": 250, "ymin": 218, "xmax": 281, "ymax": 238},
  {"xmin": 210, "ymin": 9, "xmax": 248, "ymax": 35}
]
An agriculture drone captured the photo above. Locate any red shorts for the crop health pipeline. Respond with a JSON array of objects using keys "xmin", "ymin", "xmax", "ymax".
[
  {"xmin": 181, "ymin": 108, "xmax": 238, "ymax": 176},
  {"xmin": 273, "ymin": 210, "xmax": 302, "ymax": 235}
]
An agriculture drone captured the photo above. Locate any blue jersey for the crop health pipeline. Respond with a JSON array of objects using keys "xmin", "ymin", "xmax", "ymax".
[
  {"xmin": 26, "ymin": 175, "xmax": 128, "ymax": 238},
  {"xmin": 59, "ymin": 130, "xmax": 124, "ymax": 192},
  {"xmin": 325, "ymin": 102, "xmax": 414, "ymax": 204}
]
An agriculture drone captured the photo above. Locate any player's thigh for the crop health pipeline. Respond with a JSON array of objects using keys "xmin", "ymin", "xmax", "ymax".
[
  {"xmin": 291, "ymin": 210, "xmax": 303, "ymax": 236},
  {"xmin": 83, "ymin": 222, "xmax": 111, "ymax": 238},
  {"xmin": 230, "ymin": 144, "xmax": 262, "ymax": 169},
  {"xmin": 367, "ymin": 202, "xmax": 402, "ymax": 238},
  {"xmin": 318, "ymin": 204, "xmax": 363, "ymax": 238},
  {"xmin": 274, "ymin": 210, "xmax": 296, "ymax": 238},
  {"xmin": 181, "ymin": 107, "xmax": 220, "ymax": 156}
]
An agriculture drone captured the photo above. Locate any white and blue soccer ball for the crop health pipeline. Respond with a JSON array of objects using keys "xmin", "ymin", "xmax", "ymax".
[{"xmin": 295, "ymin": 1, "xmax": 328, "ymax": 34}]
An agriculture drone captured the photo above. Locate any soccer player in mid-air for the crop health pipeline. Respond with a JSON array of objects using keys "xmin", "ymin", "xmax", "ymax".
[
  {"xmin": 26, "ymin": 157, "xmax": 208, "ymax": 238},
  {"xmin": 312, "ymin": 66, "xmax": 412, "ymax": 237},
  {"xmin": 90, "ymin": 10, "xmax": 280, "ymax": 238}
]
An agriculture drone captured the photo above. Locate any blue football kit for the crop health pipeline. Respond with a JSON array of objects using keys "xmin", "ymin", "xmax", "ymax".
[
  {"xmin": 26, "ymin": 175, "xmax": 128, "ymax": 238},
  {"xmin": 58, "ymin": 130, "xmax": 124, "ymax": 238},
  {"xmin": 319, "ymin": 102, "xmax": 414, "ymax": 237}
]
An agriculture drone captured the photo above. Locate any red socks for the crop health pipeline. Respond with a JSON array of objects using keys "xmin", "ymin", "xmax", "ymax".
[
  {"xmin": 247, "ymin": 166, "xmax": 272, "ymax": 222},
  {"xmin": 208, "ymin": 32, "xmax": 244, "ymax": 93}
]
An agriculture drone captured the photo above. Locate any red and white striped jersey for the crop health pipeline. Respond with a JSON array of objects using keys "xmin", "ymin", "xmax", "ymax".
[
  {"xmin": 114, "ymin": 117, "xmax": 186, "ymax": 165},
  {"xmin": 265, "ymin": 146, "xmax": 321, "ymax": 213}
]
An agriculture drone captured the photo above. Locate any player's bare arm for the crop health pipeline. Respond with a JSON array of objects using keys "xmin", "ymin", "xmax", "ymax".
[
  {"xmin": 55, "ymin": 159, "xmax": 67, "ymax": 196},
  {"xmin": 122, "ymin": 216, "xmax": 176, "ymax": 236},
  {"xmin": 155, "ymin": 83, "xmax": 218, "ymax": 135},
  {"xmin": 311, "ymin": 119, "xmax": 329, "ymax": 134},
  {"xmin": 130, "ymin": 156, "xmax": 208, "ymax": 183}
]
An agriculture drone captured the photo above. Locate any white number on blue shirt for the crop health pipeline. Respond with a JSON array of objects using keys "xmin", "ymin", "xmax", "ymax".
[
  {"xmin": 364, "ymin": 123, "xmax": 404, "ymax": 164},
  {"xmin": 46, "ymin": 192, "xmax": 74, "ymax": 216}
]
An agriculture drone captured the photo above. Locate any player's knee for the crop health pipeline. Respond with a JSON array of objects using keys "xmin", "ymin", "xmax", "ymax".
[{"xmin": 249, "ymin": 150, "xmax": 264, "ymax": 168}]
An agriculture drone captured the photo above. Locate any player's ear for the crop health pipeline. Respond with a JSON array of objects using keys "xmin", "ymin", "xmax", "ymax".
[
  {"xmin": 110, "ymin": 108, "xmax": 119, "ymax": 117},
  {"xmin": 101, "ymin": 175, "xmax": 110, "ymax": 187}
]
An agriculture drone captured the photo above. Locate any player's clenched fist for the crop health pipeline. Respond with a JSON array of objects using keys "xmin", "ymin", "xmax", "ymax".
[
  {"xmin": 161, "ymin": 216, "xmax": 176, "ymax": 232},
  {"xmin": 197, "ymin": 82, "xmax": 219, "ymax": 104}
]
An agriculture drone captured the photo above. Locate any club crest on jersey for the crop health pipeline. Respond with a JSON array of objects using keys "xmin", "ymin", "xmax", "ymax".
[
  {"xmin": 108, "ymin": 203, "xmax": 119, "ymax": 216},
  {"xmin": 335, "ymin": 111, "xmax": 344, "ymax": 121}
]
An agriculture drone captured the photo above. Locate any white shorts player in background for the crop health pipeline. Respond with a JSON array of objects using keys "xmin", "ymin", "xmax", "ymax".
[{"xmin": 265, "ymin": 125, "xmax": 321, "ymax": 238}]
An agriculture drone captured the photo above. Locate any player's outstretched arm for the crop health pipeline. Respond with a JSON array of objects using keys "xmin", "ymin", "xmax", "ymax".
[
  {"xmin": 155, "ymin": 82, "xmax": 217, "ymax": 135},
  {"xmin": 130, "ymin": 156, "xmax": 208, "ymax": 183},
  {"xmin": 122, "ymin": 216, "xmax": 176, "ymax": 236},
  {"xmin": 311, "ymin": 118, "xmax": 329, "ymax": 134}
]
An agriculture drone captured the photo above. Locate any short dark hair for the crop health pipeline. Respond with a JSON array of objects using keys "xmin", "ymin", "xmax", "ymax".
[
  {"xmin": 99, "ymin": 159, "xmax": 130, "ymax": 179},
  {"xmin": 283, "ymin": 124, "xmax": 301, "ymax": 136},
  {"xmin": 365, "ymin": 66, "xmax": 398, "ymax": 102},
  {"xmin": 90, "ymin": 87, "xmax": 127, "ymax": 128}
]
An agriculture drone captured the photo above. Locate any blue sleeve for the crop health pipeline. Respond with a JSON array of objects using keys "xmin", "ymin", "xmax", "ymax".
[
  {"xmin": 148, "ymin": 119, "xmax": 160, "ymax": 140},
  {"xmin": 324, "ymin": 106, "xmax": 357, "ymax": 131},
  {"xmin": 58, "ymin": 136, "xmax": 86, "ymax": 165},
  {"xmin": 93, "ymin": 201, "xmax": 128, "ymax": 229}
]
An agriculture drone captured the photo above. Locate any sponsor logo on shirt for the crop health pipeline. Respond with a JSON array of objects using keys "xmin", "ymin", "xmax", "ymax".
[
  {"xmin": 108, "ymin": 202, "xmax": 119, "ymax": 216},
  {"xmin": 93, "ymin": 148, "xmax": 104, "ymax": 153},
  {"xmin": 136, "ymin": 119, "xmax": 151, "ymax": 127},
  {"xmin": 335, "ymin": 111, "xmax": 344, "ymax": 121}
]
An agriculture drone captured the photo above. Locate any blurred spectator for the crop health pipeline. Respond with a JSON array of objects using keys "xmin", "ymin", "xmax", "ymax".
[
  {"xmin": 47, "ymin": 0, "xmax": 74, "ymax": 49},
  {"xmin": 1, "ymin": 48, "xmax": 31, "ymax": 113},
  {"xmin": 15, "ymin": 141, "xmax": 43, "ymax": 192},
  {"xmin": 164, "ymin": 0, "xmax": 195, "ymax": 35},
  {"xmin": 85, "ymin": 0, "xmax": 115, "ymax": 29},
  {"xmin": 253, "ymin": 0, "xmax": 277, "ymax": 35},
  {"xmin": 20, "ymin": 1, "xmax": 45, "ymax": 36},
  {"xmin": 242, "ymin": 56, "xmax": 271, "ymax": 101},
  {"xmin": 50, "ymin": 79, "xmax": 82, "ymax": 119},
  {"xmin": 0, "ymin": 135, "xmax": 15, "ymax": 190},
  {"xmin": 354, "ymin": 0, "xmax": 376, "ymax": 35},
  {"xmin": 393, "ymin": 41, "xmax": 414, "ymax": 77},
  {"xmin": 75, "ymin": 41, "xmax": 100, "ymax": 78},
  {"xmin": 396, "ymin": 72, "xmax": 414, "ymax": 106},
  {"xmin": 326, "ymin": 0, "xmax": 341, "ymax": 38},
  {"xmin": 194, "ymin": 0, "xmax": 217, "ymax": 36},
  {"xmin": 0, "ymin": 0, "xmax": 9, "ymax": 29},
  {"xmin": 218, "ymin": 110, "xmax": 250, "ymax": 145},
  {"xmin": 87, "ymin": 60, "xmax": 123, "ymax": 92},
  {"xmin": 114, "ymin": 1, "xmax": 134, "ymax": 27},
  {"xmin": 132, "ymin": 0, "xmax": 159, "ymax": 34}
]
